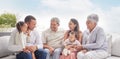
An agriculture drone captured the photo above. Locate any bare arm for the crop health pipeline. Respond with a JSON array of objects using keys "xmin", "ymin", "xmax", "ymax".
[
  {"xmin": 63, "ymin": 30, "xmax": 69, "ymax": 40},
  {"xmin": 32, "ymin": 52, "xmax": 36, "ymax": 59}
]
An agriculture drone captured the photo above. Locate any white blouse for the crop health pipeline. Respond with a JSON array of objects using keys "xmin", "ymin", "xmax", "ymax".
[{"xmin": 8, "ymin": 30, "xmax": 27, "ymax": 52}]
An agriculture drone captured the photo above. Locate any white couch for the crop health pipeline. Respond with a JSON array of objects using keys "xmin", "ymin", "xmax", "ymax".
[{"xmin": 0, "ymin": 32, "xmax": 120, "ymax": 59}]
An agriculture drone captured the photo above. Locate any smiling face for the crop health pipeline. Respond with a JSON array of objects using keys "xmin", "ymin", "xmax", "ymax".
[
  {"xmin": 27, "ymin": 19, "xmax": 36, "ymax": 30},
  {"xmin": 86, "ymin": 20, "xmax": 96, "ymax": 32},
  {"xmin": 50, "ymin": 21, "xmax": 59, "ymax": 32},
  {"xmin": 69, "ymin": 21, "xmax": 76, "ymax": 31},
  {"xmin": 69, "ymin": 32, "xmax": 76, "ymax": 42}
]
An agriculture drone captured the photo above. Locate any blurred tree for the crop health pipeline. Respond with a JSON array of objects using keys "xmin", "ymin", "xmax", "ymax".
[{"xmin": 0, "ymin": 13, "xmax": 17, "ymax": 28}]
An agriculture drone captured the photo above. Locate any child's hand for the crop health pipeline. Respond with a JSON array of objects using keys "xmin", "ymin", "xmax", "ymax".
[
  {"xmin": 69, "ymin": 48, "xmax": 75, "ymax": 52},
  {"xmin": 66, "ymin": 45, "xmax": 73, "ymax": 49}
]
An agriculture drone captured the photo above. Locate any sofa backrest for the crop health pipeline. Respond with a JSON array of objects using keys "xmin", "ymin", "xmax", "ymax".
[
  {"xmin": 0, "ymin": 32, "xmax": 13, "ymax": 57},
  {"xmin": 111, "ymin": 33, "xmax": 120, "ymax": 57},
  {"xmin": 0, "ymin": 32, "xmax": 11, "ymax": 37}
]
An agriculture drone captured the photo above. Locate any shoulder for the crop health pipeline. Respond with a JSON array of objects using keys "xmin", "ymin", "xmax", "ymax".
[
  {"xmin": 58, "ymin": 28, "xmax": 65, "ymax": 33},
  {"xmin": 78, "ymin": 30, "xmax": 82, "ymax": 33},
  {"xmin": 42, "ymin": 28, "xmax": 51, "ymax": 34},
  {"xmin": 97, "ymin": 26, "xmax": 104, "ymax": 31},
  {"xmin": 31, "ymin": 29, "xmax": 41, "ymax": 36},
  {"xmin": 65, "ymin": 30, "xmax": 71, "ymax": 34},
  {"xmin": 11, "ymin": 29, "xmax": 18, "ymax": 35},
  {"xmin": 78, "ymin": 31, "xmax": 82, "ymax": 35},
  {"xmin": 83, "ymin": 30, "xmax": 89, "ymax": 35},
  {"xmin": 11, "ymin": 28, "xmax": 18, "ymax": 33},
  {"xmin": 95, "ymin": 26, "xmax": 105, "ymax": 33}
]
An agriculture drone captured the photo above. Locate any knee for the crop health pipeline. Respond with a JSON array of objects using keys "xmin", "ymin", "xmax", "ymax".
[
  {"xmin": 16, "ymin": 52, "xmax": 32, "ymax": 59},
  {"xmin": 44, "ymin": 49, "xmax": 50, "ymax": 54},
  {"xmin": 54, "ymin": 48, "xmax": 62, "ymax": 54},
  {"xmin": 36, "ymin": 49, "xmax": 47, "ymax": 55},
  {"xmin": 83, "ymin": 53, "xmax": 92, "ymax": 59},
  {"xmin": 77, "ymin": 52, "xmax": 84, "ymax": 59},
  {"xmin": 42, "ymin": 50, "xmax": 47, "ymax": 56}
]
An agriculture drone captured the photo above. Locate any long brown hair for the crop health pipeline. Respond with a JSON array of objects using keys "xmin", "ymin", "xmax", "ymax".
[{"xmin": 68, "ymin": 18, "xmax": 80, "ymax": 40}]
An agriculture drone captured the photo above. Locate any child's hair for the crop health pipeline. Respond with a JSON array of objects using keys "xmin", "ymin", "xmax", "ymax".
[
  {"xmin": 69, "ymin": 31, "xmax": 77, "ymax": 38},
  {"xmin": 16, "ymin": 21, "xmax": 25, "ymax": 33}
]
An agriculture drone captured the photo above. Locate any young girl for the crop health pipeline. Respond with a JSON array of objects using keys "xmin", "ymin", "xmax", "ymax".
[
  {"xmin": 15, "ymin": 21, "xmax": 28, "ymax": 49},
  {"xmin": 60, "ymin": 31, "xmax": 81, "ymax": 59}
]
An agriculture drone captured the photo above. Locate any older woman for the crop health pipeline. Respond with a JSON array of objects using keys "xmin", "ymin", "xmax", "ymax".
[{"xmin": 77, "ymin": 14, "xmax": 108, "ymax": 59}]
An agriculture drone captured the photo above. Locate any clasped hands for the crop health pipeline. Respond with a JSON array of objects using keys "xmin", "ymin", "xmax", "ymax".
[{"xmin": 23, "ymin": 45, "xmax": 37, "ymax": 53}]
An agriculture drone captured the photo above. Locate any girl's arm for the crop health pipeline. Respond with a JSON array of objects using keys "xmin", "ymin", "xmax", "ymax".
[{"xmin": 32, "ymin": 52, "xmax": 36, "ymax": 59}]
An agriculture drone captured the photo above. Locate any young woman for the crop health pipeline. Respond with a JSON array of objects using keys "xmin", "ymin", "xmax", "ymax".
[{"xmin": 64, "ymin": 18, "xmax": 82, "ymax": 43}]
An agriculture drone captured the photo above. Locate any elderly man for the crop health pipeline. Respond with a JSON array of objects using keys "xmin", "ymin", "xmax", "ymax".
[
  {"xmin": 41, "ymin": 17, "xmax": 65, "ymax": 59},
  {"xmin": 77, "ymin": 14, "xmax": 108, "ymax": 59}
]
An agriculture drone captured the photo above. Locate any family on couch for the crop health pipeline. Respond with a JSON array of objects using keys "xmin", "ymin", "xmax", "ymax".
[{"xmin": 8, "ymin": 14, "xmax": 109, "ymax": 59}]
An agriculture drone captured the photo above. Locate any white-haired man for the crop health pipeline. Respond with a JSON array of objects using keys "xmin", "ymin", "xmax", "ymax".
[
  {"xmin": 77, "ymin": 14, "xmax": 108, "ymax": 59},
  {"xmin": 41, "ymin": 17, "xmax": 65, "ymax": 59}
]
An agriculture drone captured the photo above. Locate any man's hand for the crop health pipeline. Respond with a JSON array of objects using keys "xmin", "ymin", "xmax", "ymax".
[
  {"xmin": 27, "ymin": 45, "xmax": 37, "ymax": 53},
  {"xmin": 23, "ymin": 48, "xmax": 30, "ymax": 53},
  {"xmin": 49, "ymin": 47, "xmax": 54, "ymax": 55},
  {"xmin": 43, "ymin": 43, "xmax": 55, "ymax": 55}
]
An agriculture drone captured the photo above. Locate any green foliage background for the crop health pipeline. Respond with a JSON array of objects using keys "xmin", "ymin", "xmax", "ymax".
[{"xmin": 0, "ymin": 13, "xmax": 17, "ymax": 28}]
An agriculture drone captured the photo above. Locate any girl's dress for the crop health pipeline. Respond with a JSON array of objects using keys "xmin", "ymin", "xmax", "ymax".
[{"xmin": 60, "ymin": 39, "xmax": 80, "ymax": 59}]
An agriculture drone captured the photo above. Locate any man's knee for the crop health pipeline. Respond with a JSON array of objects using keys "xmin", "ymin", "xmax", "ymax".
[
  {"xmin": 16, "ymin": 52, "xmax": 32, "ymax": 59},
  {"xmin": 35, "ymin": 49, "xmax": 47, "ymax": 55},
  {"xmin": 44, "ymin": 49, "xmax": 50, "ymax": 54},
  {"xmin": 83, "ymin": 52, "xmax": 93, "ymax": 59},
  {"xmin": 54, "ymin": 48, "xmax": 62, "ymax": 54}
]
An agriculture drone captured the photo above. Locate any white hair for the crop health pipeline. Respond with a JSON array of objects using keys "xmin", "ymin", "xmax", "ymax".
[
  {"xmin": 51, "ymin": 17, "xmax": 60, "ymax": 25},
  {"xmin": 87, "ymin": 14, "xmax": 99, "ymax": 23}
]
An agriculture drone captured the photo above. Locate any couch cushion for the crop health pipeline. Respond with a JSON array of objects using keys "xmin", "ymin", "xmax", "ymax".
[
  {"xmin": 106, "ymin": 34, "xmax": 112, "ymax": 56},
  {"xmin": 106, "ymin": 56, "xmax": 120, "ymax": 59},
  {"xmin": 111, "ymin": 34, "xmax": 120, "ymax": 57},
  {"xmin": 0, "ymin": 55, "xmax": 16, "ymax": 59},
  {"xmin": 0, "ymin": 36, "xmax": 13, "ymax": 57}
]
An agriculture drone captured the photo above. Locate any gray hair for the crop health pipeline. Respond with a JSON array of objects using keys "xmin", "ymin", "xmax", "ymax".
[
  {"xmin": 51, "ymin": 17, "xmax": 60, "ymax": 25},
  {"xmin": 87, "ymin": 14, "xmax": 99, "ymax": 23}
]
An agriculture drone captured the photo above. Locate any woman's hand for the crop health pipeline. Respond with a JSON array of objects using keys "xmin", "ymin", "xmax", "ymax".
[
  {"xmin": 81, "ymin": 49, "xmax": 87, "ymax": 53},
  {"xmin": 75, "ymin": 45, "xmax": 83, "ymax": 51}
]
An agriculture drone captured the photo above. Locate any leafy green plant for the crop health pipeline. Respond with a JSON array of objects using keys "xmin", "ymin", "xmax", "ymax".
[{"xmin": 0, "ymin": 13, "xmax": 17, "ymax": 28}]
